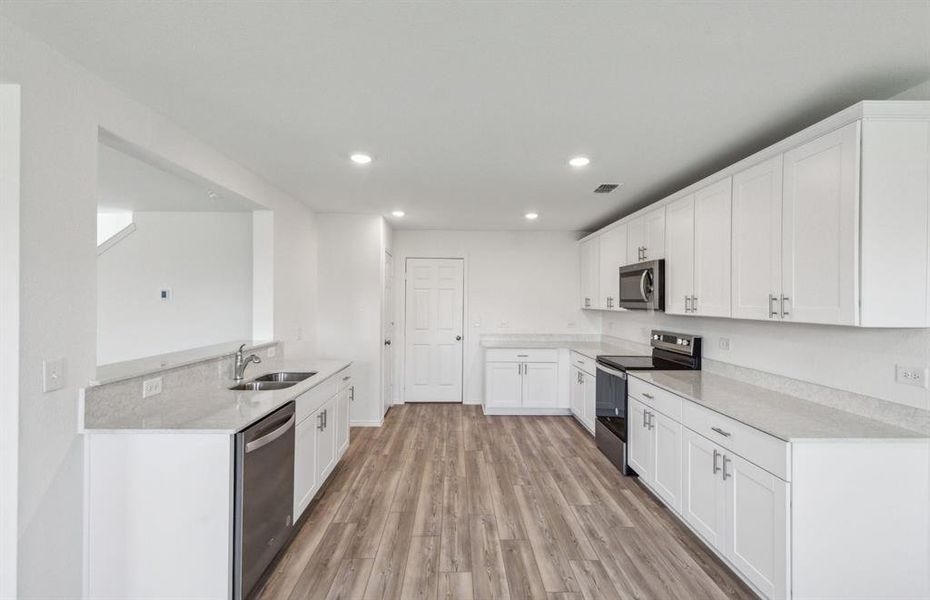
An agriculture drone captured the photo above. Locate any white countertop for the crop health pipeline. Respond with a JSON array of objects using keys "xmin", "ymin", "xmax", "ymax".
[
  {"xmin": 629, "ymin": 370, "xmax": 924, "ymax": 441},
  {"xmin": 479, "ymin": 335, "xmax": 650, "ymax": 359},
  {"xmin": 83, "ymin": 357, "xmax": 351, "ymax": 434}
]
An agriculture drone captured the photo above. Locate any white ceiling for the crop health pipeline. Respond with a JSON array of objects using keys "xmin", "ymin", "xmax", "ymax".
[
  {"xmin": 98, "ymin": 139, "xmax": 261, "ymax": 213},
  {"xmin": 3, "ymin": 2, "xmax": 929, "ymax": 230}
]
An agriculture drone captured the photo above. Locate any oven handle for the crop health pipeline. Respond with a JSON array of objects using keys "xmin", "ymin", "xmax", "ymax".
[{"xmin": 596, "ymin": 363, "xmax": 627, "ymax": 379}]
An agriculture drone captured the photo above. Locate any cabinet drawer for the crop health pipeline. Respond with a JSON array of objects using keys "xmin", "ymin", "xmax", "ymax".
[
  {"xmin": 682, "ymin": 402, "xmax": 790, "ymax": 481},
  {"xmin": 485, "ymin": 348, "xmax": 559, "ymax": 363},
  {"xmin": 628, "ymin": 377, "xmax": 682, "ymax": 421},
  {"xmin": 296, "ymin": 377, "xmax": 337, "ymax": 423},
  {"xmin": 570, "ymin": 351, "xmax": 596, "ymax": 376},
  {"xmin": 335, "ymin": 367, "xmax": 353, "ymax": 392}
]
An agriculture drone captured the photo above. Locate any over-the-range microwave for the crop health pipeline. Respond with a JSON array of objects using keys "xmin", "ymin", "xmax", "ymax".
[{"xmin": 617, "ymin": 259, "xmax": 665, "ymax": 311}]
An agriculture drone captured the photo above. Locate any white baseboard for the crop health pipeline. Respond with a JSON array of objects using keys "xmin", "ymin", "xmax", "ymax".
[
  {"xmin": 350, "ymin": 419, "xmax": 383, "ymax": 427},
  {"xmin": 481, "ymin": 406, "xmax": 572, "ymax": 416}
]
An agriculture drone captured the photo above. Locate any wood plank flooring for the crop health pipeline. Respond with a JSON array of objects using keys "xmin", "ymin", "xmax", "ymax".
[{"xmin": 255, "ymin": 404, "xmax": 756, "ymax": 600}]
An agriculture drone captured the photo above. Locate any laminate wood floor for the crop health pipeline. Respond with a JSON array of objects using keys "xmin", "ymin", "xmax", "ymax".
[{"xmin": 255, "ymin": 404, "xmax": 757, "ymax": 600}]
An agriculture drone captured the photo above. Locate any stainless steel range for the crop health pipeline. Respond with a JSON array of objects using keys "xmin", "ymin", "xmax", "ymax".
[{"xmin": 594, "ymin": 330, "xmax": 701, "ymax": 474}]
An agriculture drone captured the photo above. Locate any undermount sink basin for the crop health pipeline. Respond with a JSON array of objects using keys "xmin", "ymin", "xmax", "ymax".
[
  {"xmin": 253, "ymin": 371, "xmax": 316, "ymax": 383},
  {"xmin": 229, "ymin": 380, "xmax": 298, "ymax": 392}
]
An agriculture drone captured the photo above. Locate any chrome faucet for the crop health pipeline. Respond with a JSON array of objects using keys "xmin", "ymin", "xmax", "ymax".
[{"xmin": 234, "ymin": 344, "xmax": 262, "ymax": 381}]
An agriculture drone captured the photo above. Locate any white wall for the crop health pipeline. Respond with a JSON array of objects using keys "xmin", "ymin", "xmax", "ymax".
[
  {"xmin": 316, "ymin": 214, "xmax": 388, "ymax": 425},
  {"xmin": 601, "ymin": 311, "xmax": 930, "ymax": 411},
  {"xmin": 97, "ymin": 211, "xmax": 253, "ymax": 365},
  {"xmin": 393, "ymin": 230, "xmax": 600, "ymax": 405},
  {"xmin": 0, "ymin": 17, "xmax": 319, "ymax": 598},
  {"xmin": 890, "ymin": 79, "xmax": 930, "ymax": 101}
]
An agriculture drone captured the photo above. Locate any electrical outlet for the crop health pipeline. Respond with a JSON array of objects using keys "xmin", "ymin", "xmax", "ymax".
[
  {"xmin": 142, "ymin": 377, "xmax": 163, "ymax": 398},
  {"xmin": 566, "ymin": 321, "xmax": 577, "ymax": 329},
  {"xmin": 896, "ymin": 365, "xmax": 928, "ymax": 388},
  {"xmin": 43, "ymin": 358, "xmax": 65, "ymax": 392},
  {"xmin": 718, "ymin": 337, "xmax": 731, "ymax": 351},
  {"xmin": 267, "ymin": 346, "xmax": 277, "ymax": 358}
]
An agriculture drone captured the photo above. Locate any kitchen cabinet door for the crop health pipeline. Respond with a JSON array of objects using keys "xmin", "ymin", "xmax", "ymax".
[
  {"xmin": 724, "ymin": 452, "xmax": 789, "ymax": 600},
  {"xmin": 782, "ymin": 121, "xmax": 860, "ymax": 326},
  {"xmin": 294, "ymin": 414, "xmax": 318, "ymax": 518},
  {"xmin": 316, "ymin": 397, "xmax": 337, "ymax": 483},
  {"xmin": 693, "ymin": 178, "xmax": 732, "ymax": 318},
  {"xmin": 579, "ymin": 237, "xmax": 600, "ymax": 309},
  {"xmin": 642, "ymin": 206, "xmax": 666, "ymax": 260},
  {"xmin": 336, "ymin": 387, "xmax": 351, "ymax": 456},
  {"xmin": 598, "ymin": 224, "xmax": 627, "ymax": 309},
  {"xmin": 665, "ymin": 194, "xmax": 695, "ymax": 315},
  {"xmin": 570, "ymin": 366, "xmax": 584, "ymax": 419},
  {"xmin": 627, "ymin": 399, "xmax": 653, "ymax": 483},
  {"xmin": 629, "ymin": 206, "xmax": 667, "ymax": 262},
  {"xmin": 485, "ymin": 361, "xmax": 523, "ymax": 408},
  {"xmin": 651, "ymin": 411, "xmax": 682, "ymax": 513},
  {"xmin": 732, "ymin": 156, "xmax": 784, "ymax": 321},
  {"xmin": 522, "ymin": 362, "xmax": 558, "ymax": 408},
  {"xmin": 581, "ymin": 368, "xmax": 597, "ymax": 433},
  {"xmin": 682, "ymin": 429, "xmax": 727, "ymax": 552}
]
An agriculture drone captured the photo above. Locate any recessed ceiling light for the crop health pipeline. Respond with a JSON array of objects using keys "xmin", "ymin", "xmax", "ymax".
[
  {"xmin": 568, "ymin": 156, "xmax": 590, "ymax": 167},
  {"xmin": 350, "ymin": 153, "xmax": 372, "ymax": 164},
  {"xmin": 392, "ymin": 210, "xmax": 405, "ymax": 217},
  {"xmin": 525, "ymin": 212, "xmax": 539, "ymax": 220}
]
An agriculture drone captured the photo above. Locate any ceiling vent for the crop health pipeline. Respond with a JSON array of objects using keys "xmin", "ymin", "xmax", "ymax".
[{"xmin": 593, "ymin": 183, "xmax": 620, "ymax": 194}]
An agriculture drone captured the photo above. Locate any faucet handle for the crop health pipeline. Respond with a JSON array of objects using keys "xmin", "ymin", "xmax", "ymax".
[{"xmin": 237, "ymin": 343, "xmax": 247, "ymax": 354}]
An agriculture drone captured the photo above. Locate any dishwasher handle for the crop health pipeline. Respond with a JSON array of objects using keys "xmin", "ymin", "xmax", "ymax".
[{"xmin": 245, "ymin": 414, "xmax": 295, "ymax": 453}]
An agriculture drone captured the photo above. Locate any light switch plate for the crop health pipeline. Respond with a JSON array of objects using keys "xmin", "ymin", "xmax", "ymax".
[
  {"xmin": 142, "ymin": 376, "xmax": 163, "ymax": 398},
  {"xmin": 43, "ymin": 358, "xmax": 65, "ymax": 392},
  {"xmin": 718, "ymin": 337, "xmax": 731, "ymax": 351}
]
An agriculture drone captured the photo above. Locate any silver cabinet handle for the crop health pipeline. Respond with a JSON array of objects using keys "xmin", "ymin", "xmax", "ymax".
[
  {"xmin": 642, "ymin": 246, "xmax": 647, "ymax": 260},
  {"xmin": 516, "ymin": 354, "xmax": 529, "ymax": 357},
  {"xmin": 246, "ymin": 414, "xmax": 295, "ymax": 453},
  {"xmin": 584, "ymin": 297, "xmax": 591, "ymax": 308},
  {"xmin": 606, "ymin": 296, "xmax": 614, "ymax": 309},
  {"xmin": 324, "ymin": 408, "xmax": 328, "ymax": 429},
  {"xmin": 722, "ymin": 455, "xmax": 732, "ymax": 480},
  {"xmin": 349, "ymin": 386, "xmax": 355, "ymax": 401},
  {"xmin": 517, "ymin": 363, "xmax": 522, "ymax": 376},
  {"xmin": 342, "ymin": 375, "xmax": 351, "ymax": 381},
  {"xmin": 710, "ymin": 426, "xmax": 731, "ymax": 437},
  {"xmin": 642, "ymin": 392, "xmax": 654, "ymax": 400},
  {"xmin": 642, "ymin": 410, "xmax": 648, "ymax": 428},
  {"xmin": 769, "ymin": 293, "xmax": 778, "ymax": 318},
  {"xmin": 684, "ymin": 295, "xmax": 691, "ymax": 313},
  {"xmin": 780, "ymin": 295, "xmax": 790, "ymax": 317},
  {"xmin": 317, "ymin": 412, "xmax": 325, "ymax": 432},
  {"xmin": 649, "ymin": 412, "xmax": 655, "ymax": 430},
  {"xmin": 691, "ymin": 296, "xmax": 698, "ymax": 312},
  {"xmin": 712, "ymin": 449, "xmax": 721, "ymax": 474}
]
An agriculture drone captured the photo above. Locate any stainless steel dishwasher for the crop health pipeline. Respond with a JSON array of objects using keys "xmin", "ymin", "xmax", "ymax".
[{"xmin": 233, "ymin": 401, "xmax": 295, "ymax": 599}]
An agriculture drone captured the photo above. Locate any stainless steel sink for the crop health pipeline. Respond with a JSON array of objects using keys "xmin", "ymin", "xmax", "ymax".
[
  {"xmin": 229, "ymin": 380, "xmax": 298, "ymax": 391},
  {"xmin": 253, "ymin": 371, "xmax": 316, "ymax": 383}
]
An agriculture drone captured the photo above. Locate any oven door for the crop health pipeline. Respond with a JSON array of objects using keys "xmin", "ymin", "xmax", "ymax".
[
  {"xmin": 595, "ymin": 362, "xmax": 632, "ymax": 474},
  {"xmin": 617, "ymin": 259, "xmax": 664, "ymax": 310}
]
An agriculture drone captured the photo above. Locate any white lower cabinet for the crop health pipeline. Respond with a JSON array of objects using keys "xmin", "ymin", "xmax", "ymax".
[
  {"xmin": 628, "ymin": 399, "xmax": 682, "ymax": 512},
  {"xmin": 294, "ymin": 369, "xmax": 352, "ymax": 519},
  {"xmin": 484, "ymin": 349, "xmax": 561, "ymax": 412},
  {"xmin": 570, "ymin": 363, "xmax": 597, "ymax": 434},
  {"xmin": 627, "ymin": 398, "xmax": 653, "ymax": 480}
]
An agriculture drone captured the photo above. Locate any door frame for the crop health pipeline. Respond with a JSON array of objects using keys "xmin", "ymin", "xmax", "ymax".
[
  {"xmin": 398, "ymin": 256, "xmax": 467, "ymax": 404},
  {"xmin": 0, "ymin": 83, "xmax": 21, "ymax": 598},
  {"xmin": 381, "ymin": 249, "xmax": 393, "ymax": 415}
]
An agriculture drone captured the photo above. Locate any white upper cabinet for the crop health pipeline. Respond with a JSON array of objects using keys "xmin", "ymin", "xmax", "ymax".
[
  {"xmin": 693, "ymin": 178, "xmax": 732, "ymax": 318},
  {"xmin": 578, "ymin": 102, "xmax": 930, "ymax": 326},
  {"xmin": 598, "ymin": 224, "xmax": 627, "ymax": 310},
  {"xmin": 782, "ymin": 121, "xmax": 860, "ymax": 326},
  {"xmin": 579, "ymin": 236, "xmax": 600, "ymax": 310},
  {"xmin": 732, "ymin": 156, "xmax": 783, "ymax": 321},
  {"xmin": 628, "ymin": 206, "xmax": 667, "ymax": 263},
  {"xmin": 665, "ymin": 194, "xmax": 695, "ymax": 315}
]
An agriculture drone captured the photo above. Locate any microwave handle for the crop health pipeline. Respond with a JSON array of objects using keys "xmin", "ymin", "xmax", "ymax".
[{"xmin": 639, "ymin": 270, "xmax": 651, "ymax": 302}]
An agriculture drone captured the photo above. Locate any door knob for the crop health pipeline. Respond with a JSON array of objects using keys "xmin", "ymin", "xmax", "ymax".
[
  {"xmin": 455, "ymin": 335, "xmax": 462, "ymax": 341},
  {"xmin": 384, "ymin": 339, "xmax": 391, "ymax": 346}
]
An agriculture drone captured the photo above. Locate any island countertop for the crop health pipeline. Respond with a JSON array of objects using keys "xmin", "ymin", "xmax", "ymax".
[{"xmin": 82, "ymin": 357, "xmax": 352, "ymax": 434}]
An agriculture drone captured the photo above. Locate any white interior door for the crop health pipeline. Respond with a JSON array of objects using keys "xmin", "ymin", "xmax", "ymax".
[
  {"xmin": 382, "ymin": 251, "xmax": 394, "ymax": 414},
  {"xmin": 404, "ymin": 258, "xmax": 464, "ymax": 403}
]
